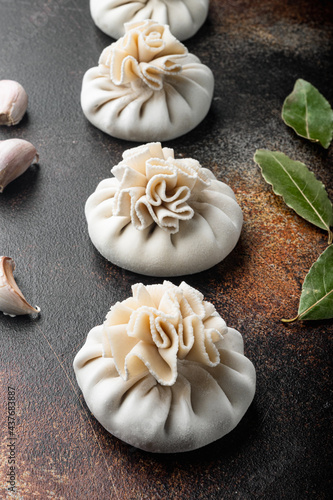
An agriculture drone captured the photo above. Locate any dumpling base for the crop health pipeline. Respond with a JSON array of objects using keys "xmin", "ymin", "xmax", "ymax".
[
  {"xmin": 80, "ymin": 54, "xmax": 214, "ymax": 142},
  {"xmin": 89, "ymin": 0, "xmax": 210, "ymax": 41},
  {"xmin": 85, "ymin": 170, "xmax": 243, "ymax": 277},
  {"xmin": 73, "ymin": 325, "xmax": 256, "ymax": 453}
]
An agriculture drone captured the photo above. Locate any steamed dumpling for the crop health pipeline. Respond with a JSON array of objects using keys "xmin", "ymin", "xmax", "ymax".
[
  {"xmin": 81, "ymin": 20, "xmax": 214, "ymax": 142},
  {"xmin": 85, "ymin": 142, "xmax": 243, "ymax": 276},
  {"xmin": 89, "ymin": 0, "xmax": 210, "ymax": 41},
  {"xmin": 73, "ymin": 281, "xmax": 256, "ymax": 453}
]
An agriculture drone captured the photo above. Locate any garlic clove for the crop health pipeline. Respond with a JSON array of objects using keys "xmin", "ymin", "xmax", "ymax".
[
  {"xmin": 0, "ymin": 256, "xmax": 40, "ymax": 317},
  {"xmin": 0, "ymin": 138, "xmax": 39, "ymax": 193},
  {"xmin": 0, "ymin": 80, "xmax": 28, "ymax": 126}
]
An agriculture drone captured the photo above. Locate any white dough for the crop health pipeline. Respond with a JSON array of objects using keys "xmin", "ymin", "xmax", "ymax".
[
  {"xmin": 85, "ymin": 142, "xmax": 243, "ymax": 276},
  {"xmin": 80, "ymin": 20, "xmax": 214, "ymax": 142},
  {"xmin": 90, "ymin": 0, "xmax": 210, "ymax": 41},
  {"xmin": 73, "ymin": 281, "xmax": 256, "ymax": 453}
]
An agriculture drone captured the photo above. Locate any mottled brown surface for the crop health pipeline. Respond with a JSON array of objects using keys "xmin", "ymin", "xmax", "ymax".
[{"xmin": 0, "ymin": 1, "xmax": 332, "ymax": 499}]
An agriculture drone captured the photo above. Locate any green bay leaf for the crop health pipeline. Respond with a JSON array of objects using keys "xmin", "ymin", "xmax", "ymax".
[
  {"xmin": 282, "ymin": 79, "xmax": 333, "ymax": 148},
  {"xmin": 297, "ymin": 245, "xmax": 333, "ymax": 320},
  {"xmin": 254, "ymin": 149, "xmax": 333, "ymax": 242}
]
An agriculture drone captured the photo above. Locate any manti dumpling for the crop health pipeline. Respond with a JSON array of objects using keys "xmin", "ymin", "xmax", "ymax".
[
  {"xmin": 81, "ymin": 20, "xmax": 214, "ymax": 142},
  {"xmin": 89, "ymin": 0, "xmax": 210, "ymax": 41},
  {"xmin": 73, "ymin": 281, "xmax": 256, "ymax": 453},
  {"xmin": 85, "ymin": 142, "xmax": 243, "ymax": 276}
]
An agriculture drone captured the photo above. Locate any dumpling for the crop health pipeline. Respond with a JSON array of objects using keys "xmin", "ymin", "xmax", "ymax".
[
  {"xmin": 85, "ymin": 142, "xmax": 243, "ymax": 277},
  {"xmin": 73, "ymin": 281, "xmax": 256, "ymax": 453},
  {"xmin": 89, "ymin": 0, "xmax": 210, "ymax": 41},
  {"xmin": 80, "ymin": 20, "xmax": 214, "ymax": 142}
]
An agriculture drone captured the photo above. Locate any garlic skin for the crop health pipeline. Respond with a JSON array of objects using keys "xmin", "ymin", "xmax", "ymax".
[
  {"xmin": 0, "ymin": 256, "xmax": 40, "ymax": 317},
  {"xmin": 0, "ymin": 139, "xmax": 39, "ymax": 193},
  {"xmin": 0, "ymin": 80, "xmax": 28, "ymax": 126}
]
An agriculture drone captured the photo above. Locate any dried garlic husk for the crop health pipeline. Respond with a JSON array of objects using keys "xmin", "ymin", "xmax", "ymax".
[
  {"xmin": 0, "ymin": 138, "xmax": 39, "ymax": 193},
  {"xmin": 0, "ymin": 256, "xmax": 40, "ymax": 317},
  {"xmin": 0, "ymin": 80, "xmax": 28, "ymax": 126}
]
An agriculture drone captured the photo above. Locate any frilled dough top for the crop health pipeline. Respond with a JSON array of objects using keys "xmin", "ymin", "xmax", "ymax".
[
  {"xmin": 103, "ymin": 281, "xmax": 227, "ymax": 386},
  {"xmin": 90, "ymin": 0, "xmax": 210, "ymax": 41},
  {"xmin": 111, "ymin": 142, "xmax": 210, "ymax": 234},
  {"xmin": 99, "ymin": 20, "xmax": 187, "ymax": 91}
]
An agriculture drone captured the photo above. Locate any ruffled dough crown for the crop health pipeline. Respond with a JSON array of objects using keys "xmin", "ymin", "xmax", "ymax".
[
  {"xmin": 102, "ymin": 281, "xmax": 228, "ymax": 386},
  {"xmin": 111, "ymin": 142, "xmax": 211, "ymax": 234},
  {"xmin": 99, "ymin": 20, "xmax": 188, "ymax": 90}
]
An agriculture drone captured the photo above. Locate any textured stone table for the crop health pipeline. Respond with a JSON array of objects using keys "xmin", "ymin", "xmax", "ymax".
[{"xmin": 0, "ymin": 1, "xmax": 332, "ymax": 498}]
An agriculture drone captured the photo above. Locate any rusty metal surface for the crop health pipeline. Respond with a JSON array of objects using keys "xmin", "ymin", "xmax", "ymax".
[{"xmin": 0, "ymin": 0, "xmax": 332, "ymax": 498}]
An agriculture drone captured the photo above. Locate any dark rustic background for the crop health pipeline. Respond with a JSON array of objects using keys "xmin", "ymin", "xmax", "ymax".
[{"xmin": 0, "ymin": 1, "xmax": 332, "ymax": 498}]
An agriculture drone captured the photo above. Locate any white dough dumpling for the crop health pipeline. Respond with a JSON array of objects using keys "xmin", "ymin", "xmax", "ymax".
[
  {"xmin": 73, "ymin": 281, "xmax": 256, "ymax": 453},
  {"xmin": 89, "ymin": 0, "xmax": 210, "ymax": 41},
  {"xmin": 85, "ymin": 142, "xmax": 243, "ymax": 277},
  {"xmin": 80, "ymin": 20, "xmax": 214, "ymax": 142}
]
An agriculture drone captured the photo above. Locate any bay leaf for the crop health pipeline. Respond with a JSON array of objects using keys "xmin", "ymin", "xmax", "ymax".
[
  {"xmin": 254, "ymin": 149, "xmax": 333, "ymax": 243},
  {"xmin": 284, "ymin": 246, "xmax": 333, "ymax": 321},
  {"xmin": 282, "ymin": 79, "xmax": 333, "ymax": 148}
]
